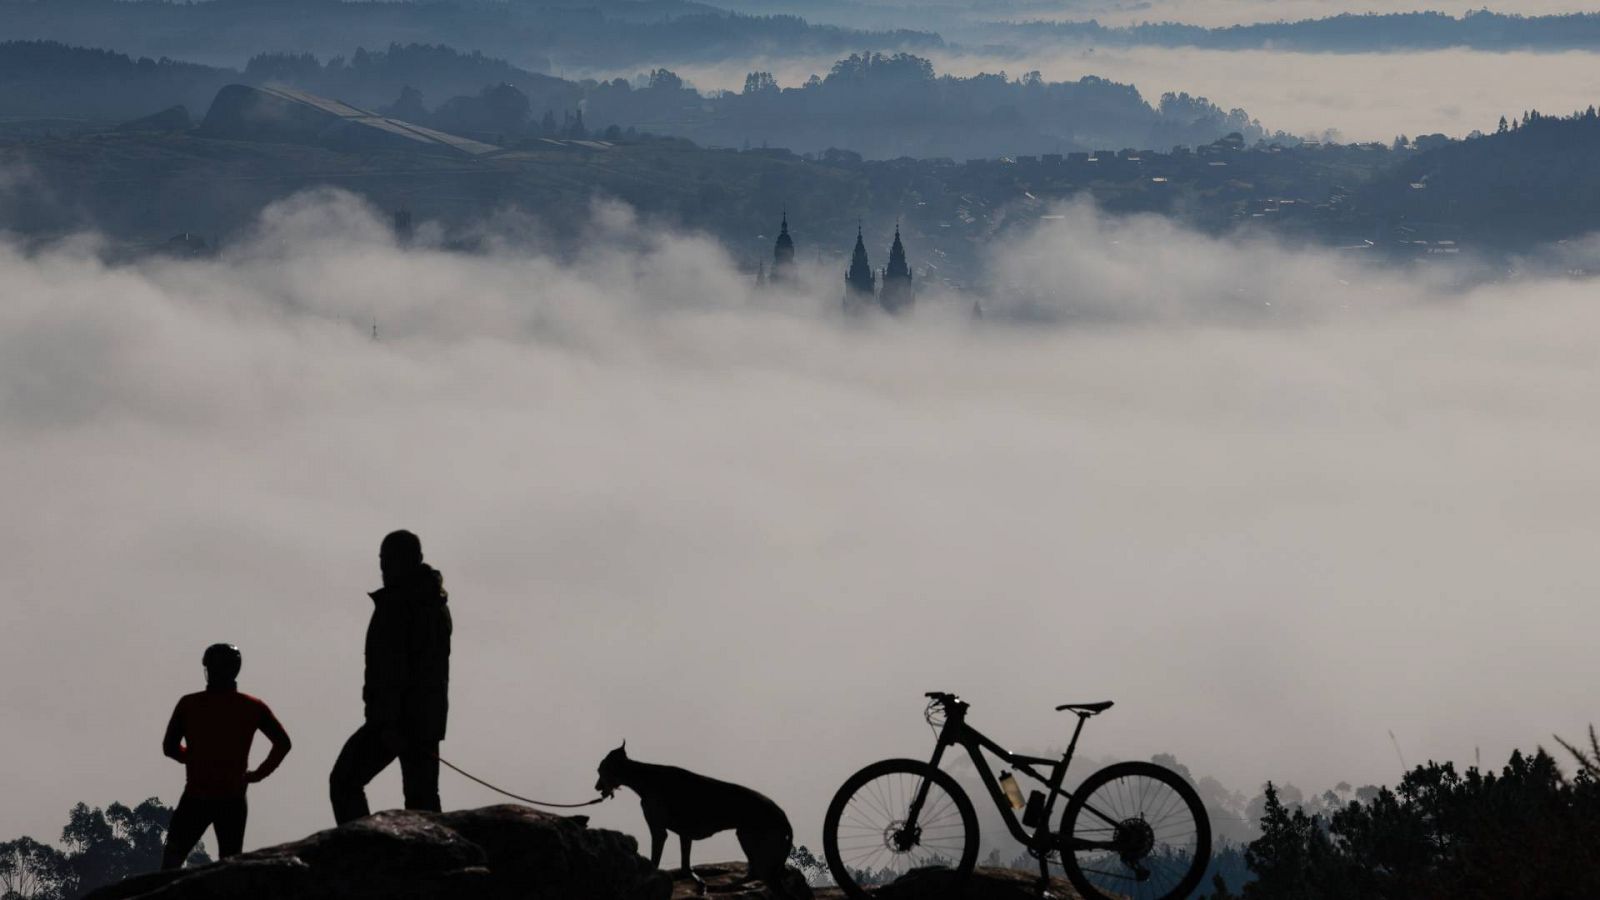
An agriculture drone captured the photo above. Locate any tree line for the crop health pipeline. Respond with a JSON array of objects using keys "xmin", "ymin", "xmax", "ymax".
[
  {"xmin": 0, "ymin": 800, "xmax": 206, "ymax": 900},
  {"xmin": 1360, "ymin": 105, "xmax": 1600, "ymax": 246},
  {"xmin": 1207, "ymin": 728, "xmax": 1600, "ymax": 898}
]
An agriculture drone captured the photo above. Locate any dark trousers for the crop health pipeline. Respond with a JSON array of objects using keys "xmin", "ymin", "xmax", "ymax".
[
  {"xmin": 329, "ymin": 723, "xmax": 441, "ymax": 825},
  {"xmin": 162, "ymin": 791, "xmax": 247, "ymax": 869}
]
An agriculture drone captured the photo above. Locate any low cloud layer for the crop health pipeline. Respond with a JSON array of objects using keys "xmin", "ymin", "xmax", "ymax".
[
  {"xmin": 981, "ymin": 45, "xmax": 1600, "ymax": 141},
  {"xmin": 3, "ymin": 191, "xmax": 1597, "ymax": 861},
  {"xmin": 983, "ymin": 0, "xmax": 1593, "ymax": 28}
]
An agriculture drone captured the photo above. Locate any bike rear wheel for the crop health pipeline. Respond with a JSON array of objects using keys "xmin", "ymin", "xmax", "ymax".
[
  {"xmin": 822, "ymin": 758, "xmax": 979, "ymax": 898},
  {"xmin": 1059, "ymin": 761, "xmax": 1211, "ymax": 900}
]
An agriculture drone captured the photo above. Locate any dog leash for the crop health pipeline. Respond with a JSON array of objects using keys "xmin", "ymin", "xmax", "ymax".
[{"xmin": 437, "ymin": 755, "xmax": 608, "ymax": 808}]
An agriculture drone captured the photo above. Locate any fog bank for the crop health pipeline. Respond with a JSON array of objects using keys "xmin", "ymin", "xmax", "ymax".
[
  {"xmin": 982, "ymin": 0, "xmax": 1592, "ymax": 28},
  {"xmin": 2, "ymin": 192, "xmax": 1597, "ymax": 862}
]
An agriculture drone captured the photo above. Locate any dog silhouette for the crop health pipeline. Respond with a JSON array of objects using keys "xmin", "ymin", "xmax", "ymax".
[{"xmin": 596, "ymin": 742, "xmax": 795, "ymax": 895}]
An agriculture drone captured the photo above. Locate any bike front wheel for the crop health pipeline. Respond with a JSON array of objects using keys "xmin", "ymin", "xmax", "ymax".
[
  {"xmin": 822, "ymin": 758, "xmax": 980, "ymax": 898},
  {"xmin": 1059, "ymin": 761, "xmax": 1211, "ymax": 900}
]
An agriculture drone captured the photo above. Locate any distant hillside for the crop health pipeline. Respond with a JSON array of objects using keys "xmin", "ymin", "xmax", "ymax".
[
  {"xmin": 0, "ymin": 41, "xmax": 233, "ymax": 124},
  {"xmin": 1001, "ymin": 11, "xmax": 1600, "ymax": 53},
  {"xmin": 574, "ymin": 54, "xmax": 1280, "ymax": 157},
  {"xmin": 0, "ymin": 123, "xmax": 884, "ymax": 268},
  {"xmin": 0, "ymin": 41, "xmax": 574, "ymax": 132},
  {"xmin": 1358, "ymin": 109, "xmax": 1600, "ymax": 244},
  {"xmin": 0, "ymin": 96, "xmax": 1396, "ymax": 285},
  {"xmin": 10, "ymin": 98, "xmax": 1600, "ymax": 277},
  {"xmin": 241, "ymin": 45, "xmax": 574, "ymax": 114},
  {"xmin": 0, "ymin": 42, "xmax": 1276, "ymax": 159},
  {"xmin": 0, "ymin": 0, "xmax": 940, "ymax": 72},
  {"xmin": 252, "ymin": 51, "xmax": 1282, "ymax": 158}
]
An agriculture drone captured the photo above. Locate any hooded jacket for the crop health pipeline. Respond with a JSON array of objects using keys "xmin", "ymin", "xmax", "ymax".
[{"xmin": 363, "ymin": 564, "xmax": 452, "ymax": 741}]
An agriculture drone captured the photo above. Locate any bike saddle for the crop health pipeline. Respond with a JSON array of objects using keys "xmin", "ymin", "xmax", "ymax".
[{"xmin": 1055, "ymin": 701, "xmax": 1114, "ymax": 715}]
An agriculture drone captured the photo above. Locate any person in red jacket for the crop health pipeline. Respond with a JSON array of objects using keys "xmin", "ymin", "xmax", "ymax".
[{"xmin": 160, "ymin": 643, "xmax": 291, "ymax": 869}]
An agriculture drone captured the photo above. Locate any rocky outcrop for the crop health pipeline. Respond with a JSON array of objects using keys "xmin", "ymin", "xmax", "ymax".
[
  {"xmin": 664, "ymin": 862, "xmax": 813, "ymax": 899},
  {"xmin": 856, "ymin": 866, "xmax": 1087, "ymax": 899},
  {"xmin": 671, "ymin": 863, "xmax": 1083, "ymax": 900},
  {"xmin": 84, "ymin": 806, "xmax": 669, "ymax": 900},
  {"xmin": 83, "ymin": 807, "xmax": 1085, "ymax": 900}
]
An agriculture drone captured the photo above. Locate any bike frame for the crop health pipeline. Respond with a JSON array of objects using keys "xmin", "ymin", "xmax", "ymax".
[{"xmin": 906, "ymin": 698, "xmax": 1125, "ymax": 854}]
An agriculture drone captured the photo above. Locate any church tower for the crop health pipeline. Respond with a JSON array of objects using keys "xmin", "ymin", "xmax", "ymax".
[
  {"xmin": 879, "ymin": 224, "xmax": 914, "ymax": 314},
  {"xmin": 771, "ymin": 211, "xmax": 796, "ymax": 284},
  {"xmin": 843, "ymin": 225, "xmax": 876, "ymax": 313},
  {"xmin": 393, "ymin": 206, "xmax": 414, "ymax": 247}
]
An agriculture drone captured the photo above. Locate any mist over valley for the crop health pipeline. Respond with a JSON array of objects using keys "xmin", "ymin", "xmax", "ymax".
[{"xmin": 3, "ymin": 2, "xmax": 1599, "ymax": 898}]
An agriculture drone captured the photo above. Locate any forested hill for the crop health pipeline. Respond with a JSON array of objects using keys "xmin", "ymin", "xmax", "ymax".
[
  {"xmin": 0, "ymin": 0, "xmax": 939, "ymax": 71},
  {"xmin": 0, "ymin": 41, "xmax": 568, "ymax": 125},
  {"xmin": 0, "ymin": 42, "xmax": 233, "ymax": 124},
  {"xmin": 574, "ymin": 55, "xmax": 1278, "ymax": 158},
  {"xmin": 0, "ymin": 42, "xmax": 1276, "ymax": 158},
  {"xmin": 1360, "ymin": 108, "xmax": 1600, "ymax": 244},
  {"xmin": 1001, "ymin": 11, "xmax": 1600, "ymax": 53}
]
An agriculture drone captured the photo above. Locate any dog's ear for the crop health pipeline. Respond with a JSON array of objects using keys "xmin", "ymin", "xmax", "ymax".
[{"xmin": 619, "ymin": 739, "xmax": 627, "ymax": 757}]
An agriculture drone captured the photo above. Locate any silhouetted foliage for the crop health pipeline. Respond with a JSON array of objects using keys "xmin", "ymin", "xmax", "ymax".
[
  {"xmin": 787, "ymin": 844, "xmax": 827, "ymax": 885},
  {"xmin": 434, "ymin": 83, "xmax": 532, "ymax": 138},
  {"xmin": 1237, "ymin": 743, "xmax": 1600, "ymax": 899},
  {"xmin": 1205, "ymin": 870, "xmax": 1242, "ymax": 900},
  {"xmin": 0, "ymin": 836, "xmax": 71, "ymax": 900},
  {"xmin": 1552, "ymin": 725, "xmax": 1600, "ymax": 780},
  {"xmin": 0, "ymin": 799, "xmax": 207, "ymax": 899}
]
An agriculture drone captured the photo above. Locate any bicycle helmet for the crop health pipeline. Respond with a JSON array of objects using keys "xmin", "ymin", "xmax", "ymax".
[{"xmin": 202, "ymin": 643, "xmax": 243, "ymax": 680}]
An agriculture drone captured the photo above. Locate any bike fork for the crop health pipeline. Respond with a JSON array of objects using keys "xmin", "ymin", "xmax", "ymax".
[{"xmin": 903, "ymin": 741, "xmax": 950, "ymax": 831}]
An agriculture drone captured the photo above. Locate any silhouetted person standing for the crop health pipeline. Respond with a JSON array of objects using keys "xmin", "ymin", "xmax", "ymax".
[
  {"xmin": 330, "ymin": 529, "xmax": 452, "ymax": 824},
  {"xmin": 161, "ymin": 643, "xmax": 291, "ymax": 869}
]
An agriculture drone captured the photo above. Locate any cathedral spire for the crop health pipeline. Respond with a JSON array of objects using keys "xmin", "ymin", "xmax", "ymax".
[
  {"xmin": 771, "ymin": 207, "xmax": 795, "ymax": 284},
  {"xmin": 844, "ymin": 225, "xmax": 875, "ymax": 312},
  {"xmin": 886, "ymin": 225, "xmax": 909, "ymax": 279},
  {"xmin": 880, "ymin": 221, "xmax": 914, "ymax": 314}
]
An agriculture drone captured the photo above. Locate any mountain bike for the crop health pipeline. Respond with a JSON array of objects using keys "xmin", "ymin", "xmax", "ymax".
[{"xmin": 822, "ymin": 692, "xmax": 1210, "ymax": 900}]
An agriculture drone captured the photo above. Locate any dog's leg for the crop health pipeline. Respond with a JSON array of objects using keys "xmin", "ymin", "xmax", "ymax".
[
  {"xmin": 679, "ymin": 835, "xmax": 706, "ymax": 893},
  {"xmin": 648, "ymin": 823, "xmax": 666, "ymax": 870},
  {"xmin": 736, "ymin": 827, "xmax": 798, "ymax": 898},
  {"xmin": 733, "ymin": 829, "xmax": 761, "ymax": 886}
]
